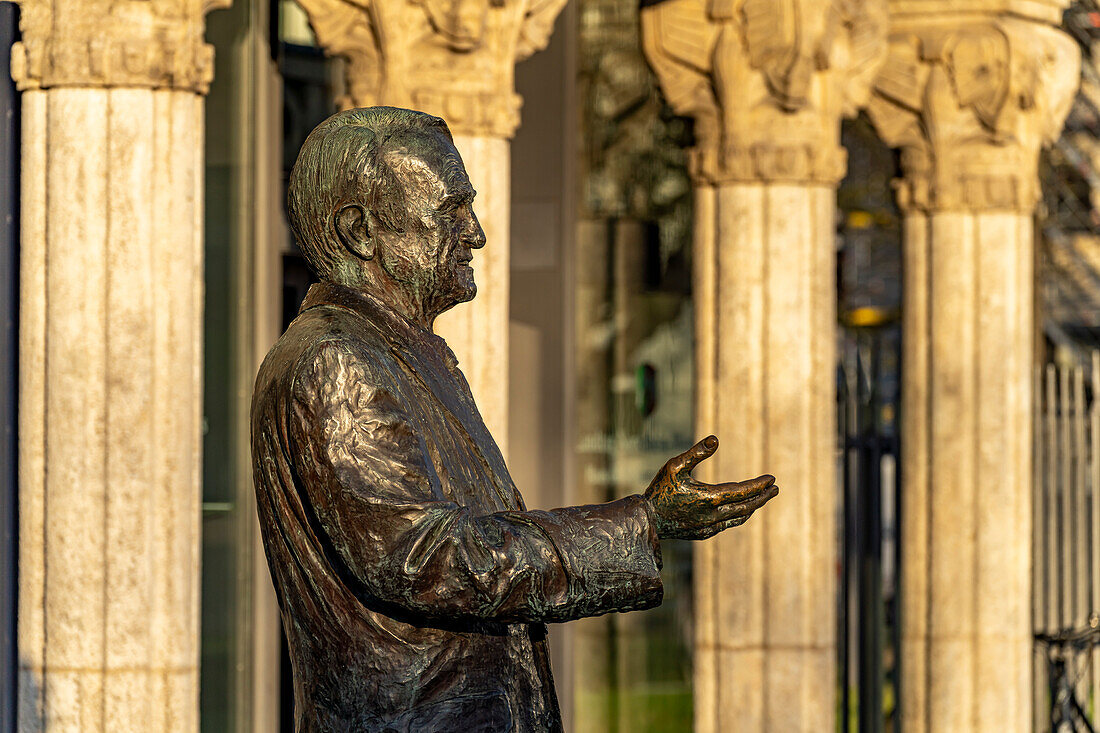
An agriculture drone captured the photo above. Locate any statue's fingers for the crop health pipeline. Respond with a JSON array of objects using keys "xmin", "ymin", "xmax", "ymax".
[
  {"xmin": 711, "ymin": 484, "xmax": 779, "ymax": 523},
  {"xmin": 695, "ymin": 490, "xmax": 774, "ymax": 537},
  {"xmin": 702, "ymin": 474, "xmax": 776, "ymax": 504},
  {"xmin": 693, "ymin": 522, "xmax": 725, "ymax": 540},
  {"xmin": 712, "ymin": 516, "xmax": 751, "ymax": 533},
  {"xmin": 738, "ymin": 474, "xmax": 776, "ymax": 492},
  {"xmin": 666, "ymin": 435, "xmax": 719, "ymax": 475}
]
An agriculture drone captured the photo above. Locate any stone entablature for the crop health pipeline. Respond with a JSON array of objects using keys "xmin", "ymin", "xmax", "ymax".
[
  {"xmin": 295, "ymin": 0, "xmax": 567, "ymax": 139},
  {"xmin": 868, "ymin": 7, "xmax": 1079, "ymax": 212},
  {"xmin": 11, "ymin": 0, "xmax": 230, "ymax": 93},
  {"xmin": 640, "ymin": 0, "xmax": 887, "ymax": 186}
]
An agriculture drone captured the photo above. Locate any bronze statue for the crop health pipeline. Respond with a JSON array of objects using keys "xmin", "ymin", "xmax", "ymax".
[{"xmin": 251, "ymin": 106, "xmax": 779, "ymax": 732}]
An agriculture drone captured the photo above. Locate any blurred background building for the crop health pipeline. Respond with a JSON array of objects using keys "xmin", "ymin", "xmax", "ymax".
[{"xmin": 1, "ymin": 0, "xmax": 1100, "ymax": 731}]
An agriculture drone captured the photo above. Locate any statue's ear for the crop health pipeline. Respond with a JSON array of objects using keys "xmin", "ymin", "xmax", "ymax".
[{"xmin": 334, "ymin": 204, "xmax": 374, "ymax": 261}]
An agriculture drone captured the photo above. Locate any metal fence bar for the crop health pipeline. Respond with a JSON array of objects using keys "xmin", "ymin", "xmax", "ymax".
[
  {"xmin": 0, "ymin": 6, "xmax": 16, "ymax": 729},
  {"xmin": 1061, "ymin": 364, "xmax": 1074, "ymax": 630},
  {"xmin": 1072, "ymin": 366, "xmax": 1082, "ymax": 624},
  {"xmin": 1092, "ymin": 350, "xmax": 1100, "ymax": 726},
  {"xmin": 839, "ymin": 363, "xmax": 852, "ymax": 733},
  {"xmin": 1034, "ymin": 352, "xmax": 1100, "ymax": 731},
  {"xmin": 1073, "ymin": 365, "xmax": 1090, "ymax": 708},
  {"xmin": 836, "ymin": 330, "xmax": 901, "ymax": 732},
  {"xmin": 1034, "ymin": 364, "xmax": 1042, "ymax": 627},
  {"xmin": 1047, "ymin": 365, "xmax": 1059, "ymax": 632},
  {"xmin": 1034, "ymin": 364, "xmax": 1046, "ymax": 729}
]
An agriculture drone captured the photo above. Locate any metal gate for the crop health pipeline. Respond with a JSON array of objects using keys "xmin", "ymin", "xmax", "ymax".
[
  {"xmin": 838, "ymin": 317, "xmax": 902, "ymax": 733},
  {"xmin": 1033, "ymin": 353, "xmax": 1100, "ymax": 732}
]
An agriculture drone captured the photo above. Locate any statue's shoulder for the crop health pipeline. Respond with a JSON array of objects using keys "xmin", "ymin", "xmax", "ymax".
[{"xmin": 255, "ymin": 304, "xmax": 396, "ymax": 404}]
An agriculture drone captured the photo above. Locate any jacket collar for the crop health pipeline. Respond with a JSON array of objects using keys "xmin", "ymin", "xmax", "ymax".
[{"xmin": 299, "ymin": 280, "xmax": 460, "ymax": 371}]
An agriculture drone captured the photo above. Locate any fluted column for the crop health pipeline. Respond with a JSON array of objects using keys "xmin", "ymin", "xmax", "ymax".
[
  {"xmin": 12, "ymin": 1, "xmax": 227, "ymax": 730},
  {"xmin": 641, "ymin": 2, "xmax": 886, "ymax": 730},
  {"xmin": 866, "ymin": 5, "xmax": 1079, "ymax": 730},
  {"xmin": 296, "ymin": 0, "xmax": 568, "ymax": 455}
]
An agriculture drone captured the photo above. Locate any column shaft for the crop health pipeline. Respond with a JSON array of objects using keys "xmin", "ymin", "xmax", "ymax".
[
  {"xmin": 18, "ymin": 86, "xmax": 205, "ymax": 732},
  {"xmin": 866, "ymin": 8, "xmax": 1080, "ymax": 727},
  {"xmin": 641, "ymin": 2, "xmax": 887, "ymax": 729},
  {"xmin": 434, "ymin": 135, "xmax": 511, "ymax": 451},
  {"xmin": 694, "ymin": 183, "xmax": 836, "ymax": 732},
  {"xmin": 900, "ymin": 211, "xmax": 1034, "ymax": 731}
]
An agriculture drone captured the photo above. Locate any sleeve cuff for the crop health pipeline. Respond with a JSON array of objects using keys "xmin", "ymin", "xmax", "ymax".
[{"xmin": 543, "ymin": 494, "xmax": 664, "ymax": 619}]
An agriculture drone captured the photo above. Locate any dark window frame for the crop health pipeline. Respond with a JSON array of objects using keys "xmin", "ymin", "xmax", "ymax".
[{"xmin": 1, "ymin": 4, "xmax": 21, "ymax": 730}]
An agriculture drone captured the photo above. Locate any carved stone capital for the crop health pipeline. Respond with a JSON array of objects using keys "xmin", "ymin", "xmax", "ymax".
[
  {"xmin": 641, "ymin": 0, "xmax": 887, "ymax": 186},
  {"xmin": 867, "ymin": 9, "xmax": 1080, "ymax": 213},
  {"xmin": 889, "ymin": 0, "xmax": 1069, "ymax": 25},
  {"xmin": 11, "ymin": 0, "xmax": 231, "ymax": 93},
  {"xmin": 297, "ymin": 0, "xmax": 567, "ymax": 139}
]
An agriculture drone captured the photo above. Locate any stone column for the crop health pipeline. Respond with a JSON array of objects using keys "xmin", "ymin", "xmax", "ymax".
[
  {"xmin": 866, "ymin": 5, "xmax": 1079, "ymax": 731},
  {"xmin": 641, "ymin": 2, "xmax": 886, "ymax": 730},
  {"xmin": 295, "ymin": 0, "xmax": 568, "ymax": 455},
  {"xmin": 12, "ymin": 1, "xmax": 226, "ymax": 730}
]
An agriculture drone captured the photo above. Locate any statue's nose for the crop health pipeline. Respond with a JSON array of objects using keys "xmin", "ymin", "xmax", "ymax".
[{"xmin": 464, "ymin": 214, "xmax": 486, "ymax": 249}]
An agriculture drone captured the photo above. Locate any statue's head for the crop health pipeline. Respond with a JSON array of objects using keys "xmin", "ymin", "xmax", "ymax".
[{"xmin": 288, "ymin": 106, "xmax": 485, "ymax": 326}]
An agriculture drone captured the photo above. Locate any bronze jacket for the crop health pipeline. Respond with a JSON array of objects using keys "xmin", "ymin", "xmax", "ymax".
[{"xmin": 251, "ymin": 281, "xmax": 664, "ymax": 732}]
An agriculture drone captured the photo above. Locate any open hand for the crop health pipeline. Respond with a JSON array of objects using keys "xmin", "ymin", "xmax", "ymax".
[{"xmin": 644, "ymin": 435, "xmax": 778, "ymax": 540}]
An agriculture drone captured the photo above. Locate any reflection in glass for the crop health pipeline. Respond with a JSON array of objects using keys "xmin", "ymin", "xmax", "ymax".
[
  {"xmin": 201, "ymin": 1, "xmax": 254, "ymax": 728},
  {"xmin": 573, "ymin": 0, "xmax": 695, "ymax": 727}
]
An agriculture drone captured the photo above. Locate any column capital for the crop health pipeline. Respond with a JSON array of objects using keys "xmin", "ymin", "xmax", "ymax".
[
  {"xmin": 297, "ymin": 0, "xmax": 567, "ymax": 139},
  {"xmin": 889, "ymin": 0, "xmax": 1070, "ymax": 25},
  {"xmin": 641, "ymin": 0, "xmax": 888, "ymax": 186},
  {"xmin": 11, "ymin": 0, "xmax": 231, "ymax": 93},
  {"xmin": 867, "ymin": 10, "xmax": 1080, "ymax": 213}
]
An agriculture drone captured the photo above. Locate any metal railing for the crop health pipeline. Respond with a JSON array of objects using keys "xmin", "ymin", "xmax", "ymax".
[
  {"xmin": 838, "ymin": 321, "xmax": 901, "ymax": 733},
  {"xmin": 1033, "ymin": 353, "xmax": 1100, "ymax": 731}
]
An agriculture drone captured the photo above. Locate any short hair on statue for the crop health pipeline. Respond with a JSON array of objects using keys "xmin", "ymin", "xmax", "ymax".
[{"xmin": 287, "ymin": 106, "xmax": 453, "ymax": 281}]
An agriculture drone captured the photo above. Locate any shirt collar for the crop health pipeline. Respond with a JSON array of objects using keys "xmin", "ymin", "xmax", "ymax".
[{"xmin": 299, "ymin": 281, "xmax": 460, "ymax": 371}]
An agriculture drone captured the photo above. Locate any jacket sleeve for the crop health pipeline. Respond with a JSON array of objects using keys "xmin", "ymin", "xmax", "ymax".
[{"xmin": 288, "ymin": 342, "xmax": 663, "ymax": 624}]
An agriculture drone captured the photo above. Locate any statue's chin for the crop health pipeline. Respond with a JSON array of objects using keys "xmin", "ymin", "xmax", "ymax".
[
  {"xmin": 434, "ymin": 283, "xmax": 477, "ymax": 319},
  {"xmin": 451, "ymin": 269, "xmax": 477, "ymax": 304}
]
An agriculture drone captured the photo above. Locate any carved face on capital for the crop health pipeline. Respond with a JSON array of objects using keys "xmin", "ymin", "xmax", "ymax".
[
  {"xmin": 421, "ymin": 0, "xmax": 493, "ymax": 51},
  {"xmin": 373, "ymin": 134, "xmax": 486, "ymax": 319},
  {"xmin": 944, "ymin": 30, "xmax": 1010, "ymax": 132}
]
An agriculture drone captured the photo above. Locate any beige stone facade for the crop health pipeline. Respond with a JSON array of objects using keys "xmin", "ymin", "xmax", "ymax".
[
  {"xmin": 13, "ymin": 1, "xmax": 226, "ymax": 730},
  {"xmin": 6, "ymin": 0, "xmax": 1090, "ymax": 730},
  {"xmin": 636, "ymin": 0, "xmax": 1081, "ymax": 730},
  {"xmin": 866, "ymin": 3, "xmax": 1079, "ymax": 730},
  {"xmin": 641, "ymin": 1, "xmax": 887, "ymax": 729}
]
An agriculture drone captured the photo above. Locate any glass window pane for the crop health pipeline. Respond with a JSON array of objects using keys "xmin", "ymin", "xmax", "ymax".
[
  {"xmin": 202, "ymin": 1, "xmax": 256, "ymax": 729},
  {"xmin": 573, "ymin": 0, "xmax": 696, "ymax": 727}
]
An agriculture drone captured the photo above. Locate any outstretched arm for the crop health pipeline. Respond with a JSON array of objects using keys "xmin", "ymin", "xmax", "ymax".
[
  {"xmin": 290, "ymin": 343, "xmax": 777, "ymax": 626},
  {"xmin": 289, "ymin": 342, "xmax": 664, "ymax": 625}
]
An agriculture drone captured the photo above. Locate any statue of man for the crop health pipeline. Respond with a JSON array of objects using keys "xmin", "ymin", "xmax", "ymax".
[{"xmin": 251, "ymin": 106, "xmax": 778, "ymax": 732}]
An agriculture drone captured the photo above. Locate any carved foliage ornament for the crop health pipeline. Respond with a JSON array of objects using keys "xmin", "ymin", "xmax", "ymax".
[
  {"xmin": 11, "ymin": 0, "xmax": 231, "ymax": 93},
  {"xmin": 295, "ymin": 0, "xmax": 567, "ymax": 138},
  {"xmin": 867, "ymin": 17, "xmax": 1080, "ymax": 213},
  {"xmin": 641, "ymin": 0, "xmax": 887, "ymax": 185}
]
